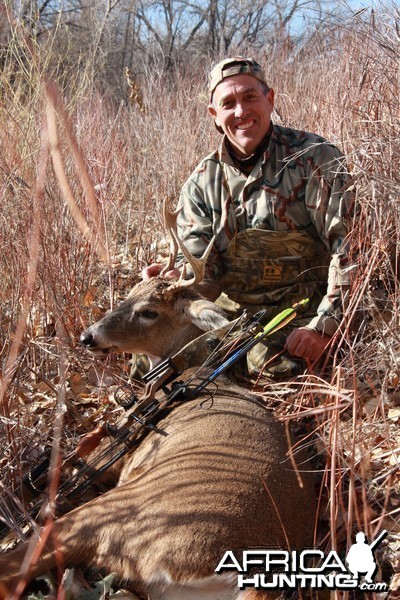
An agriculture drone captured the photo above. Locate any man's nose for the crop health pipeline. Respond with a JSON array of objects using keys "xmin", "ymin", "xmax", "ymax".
[{"xmin": 234, "ymin": 102, "xmax": 247, "ymax": 118}]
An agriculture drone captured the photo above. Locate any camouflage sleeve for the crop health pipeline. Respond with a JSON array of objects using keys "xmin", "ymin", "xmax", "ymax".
[
  {"xmin": 304, "ymin": 143, "xmax": 354, "ymax": 336},
  {"xmin": 177, "ymin": 176, "xmax": 223, "ymax": 280}
]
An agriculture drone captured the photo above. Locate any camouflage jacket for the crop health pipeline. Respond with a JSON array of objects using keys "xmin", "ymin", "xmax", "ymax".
[{"xmin": 177, "ymin": 123, "xmax": 353, "ymax": 336}]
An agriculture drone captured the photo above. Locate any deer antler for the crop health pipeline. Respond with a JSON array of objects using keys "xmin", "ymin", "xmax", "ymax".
[
  {"xmin": 161, "ymin": 200, "xmax": 181, "ymax": 275},
  {"xmin": 162, "ymin": 199, "xmax": 215, "ymax": 296},
  {"xmin": 169, "ymin": 228, "xmax": 215, "ymax": 290}
]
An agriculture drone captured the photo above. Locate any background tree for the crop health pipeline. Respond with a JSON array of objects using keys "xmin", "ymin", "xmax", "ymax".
[{"xmin": 3, "ymin": 0, "xmax": 347, "ymax": 96}]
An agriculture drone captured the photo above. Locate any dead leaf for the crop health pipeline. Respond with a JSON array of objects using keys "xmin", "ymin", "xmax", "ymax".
[
  {"xmin": 388, "ymin": 408, "xmax": 400, "ymax": 421},
  {"xmin": 69, "ymin": 371, "xmax": 89, "ymax": 396},
  {"xmin": 83, "ymin": 286, "xmax": 97, "ymax": 307}
]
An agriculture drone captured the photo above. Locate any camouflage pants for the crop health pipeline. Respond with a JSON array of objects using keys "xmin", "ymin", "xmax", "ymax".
[
  {"xmin": 214, "ymin": 292, "xmax": 312, "ymax": 384},
  {"xmin": 232, "ymin": 320, "xmax": 308, "ymax": 386}
]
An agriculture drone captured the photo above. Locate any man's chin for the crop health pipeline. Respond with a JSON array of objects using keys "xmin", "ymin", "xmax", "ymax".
[{"xmin": 228, "ymin": 137, "xmax": 260, "ymax": 158}]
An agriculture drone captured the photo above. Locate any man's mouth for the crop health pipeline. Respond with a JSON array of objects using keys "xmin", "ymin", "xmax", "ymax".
[{"xmin": 236, "ymin": 120, "xmax": 255, "ymax": 131}]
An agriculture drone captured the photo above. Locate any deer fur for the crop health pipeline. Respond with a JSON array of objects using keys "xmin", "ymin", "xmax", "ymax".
[
  {"xmin": 80, "ymin": 277, "xmax": 230, "ymax": 362},
  {"xmin": 0, "ymin": 278, "xmax": 317, "ymax": 600}
]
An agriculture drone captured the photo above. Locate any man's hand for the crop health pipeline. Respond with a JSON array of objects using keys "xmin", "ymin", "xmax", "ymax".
[
  {"xmin": 285, "ymin": 327, "xmax": 332, "ymax": 362},
  {"xmin": 142, "ymin": 263, "xmax": 180, "ymax": 280},
  {"xmin": 141, "ymin": 264, "xmax": 222, "ymax": 301}
]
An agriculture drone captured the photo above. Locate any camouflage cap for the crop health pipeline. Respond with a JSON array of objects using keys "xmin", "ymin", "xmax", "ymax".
[{"xmin": 209, "ymin": 57, "xmax": 268, "ymax": 99}]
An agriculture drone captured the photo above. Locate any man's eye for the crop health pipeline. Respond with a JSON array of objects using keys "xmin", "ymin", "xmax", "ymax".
[{"xmin": 139, "ymin": 310, "xmax": 158, "ymax": 319}]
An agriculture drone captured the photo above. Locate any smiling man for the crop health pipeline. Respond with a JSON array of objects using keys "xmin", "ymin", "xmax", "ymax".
[
  {"xmin": 208, "ymin": 68, "xmax": 274, "ymax": 159},
  {"xmin": 173, "ymin": 57, "xmax": 354, "ymax": 381}
]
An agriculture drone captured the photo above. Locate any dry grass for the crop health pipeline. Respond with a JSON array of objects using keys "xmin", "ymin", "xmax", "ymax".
[{"xmin": 0, "ymin": 4, "xmax": 399, "ymax": 598}]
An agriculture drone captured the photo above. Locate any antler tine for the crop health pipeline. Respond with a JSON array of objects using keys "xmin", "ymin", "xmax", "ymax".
[
  {"xmin": 167, "ymin": 229, "xmax": 216, "ymax": 294},
  {"xmin": 161, "ymin": 200, "xmax": 182, "ymax": 275}
]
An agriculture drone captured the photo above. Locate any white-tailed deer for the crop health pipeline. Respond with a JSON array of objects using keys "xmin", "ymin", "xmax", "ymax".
[{"xmin": 0, "ymin": 206, "xmax": 317, "ymax": 600}]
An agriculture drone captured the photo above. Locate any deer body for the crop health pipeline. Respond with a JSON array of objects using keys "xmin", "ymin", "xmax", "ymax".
[
  {"xmin": 0, "ymin": 214, "xmax": 317, "ymax": 599},
  {"xmin": 0, "ymin": 378, "xmax": 315, "ymax": 599}
]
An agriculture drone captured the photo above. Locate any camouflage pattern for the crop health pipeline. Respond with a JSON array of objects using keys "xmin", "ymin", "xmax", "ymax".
[
  {"xmin": 234, "ymin": 318, "xmax": 312, "ymax": 383},
  {"xmin": 220, "ymin": 228, "xmax": 330, "ymax": 308},
  {"xmin": 177, "ymin": 123, "xmax": 353, "ymax": 339},
  {"xmin": 215, "ymin": 228, "xmax": 330, "ymax": 380}
]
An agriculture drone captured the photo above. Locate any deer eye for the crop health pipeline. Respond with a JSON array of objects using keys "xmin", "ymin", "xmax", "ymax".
[{"xmin": 138, "ymin": 310, "xmax": 159, "ymax": 320}]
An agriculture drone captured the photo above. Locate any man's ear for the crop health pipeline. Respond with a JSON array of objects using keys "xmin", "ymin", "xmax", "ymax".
[
  {"xmin": 185, "ymin": 299, "xmax": 229, "ymax": 332},
  {"xmin": 208, "ymin": 103, "xmax": 221, "ymax": 127},
  {"xmin": 208, "ymin": 103, "xmax": 217, "ymax": 118},
  {"xmin": 208, "ymin": 103, "xmax": 223, "ymax": 134}
]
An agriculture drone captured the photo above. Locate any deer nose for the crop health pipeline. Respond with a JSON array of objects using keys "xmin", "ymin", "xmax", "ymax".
[{"xmin": 80, "ymin": 331, "xmax": 95, "ymax": 347}]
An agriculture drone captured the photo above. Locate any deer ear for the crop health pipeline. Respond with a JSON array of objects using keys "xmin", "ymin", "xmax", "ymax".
[{"xmin": 185, "ymin": 299, "xmax": 229, "ymax": 332}]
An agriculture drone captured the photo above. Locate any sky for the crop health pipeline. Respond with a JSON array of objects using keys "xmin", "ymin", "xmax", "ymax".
[{"xmin": 290, "ymin": 0, "xmax": 400, "ymax": 35}]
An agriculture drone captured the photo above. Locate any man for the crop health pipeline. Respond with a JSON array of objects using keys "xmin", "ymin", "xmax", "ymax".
[{"xmin": 146, "ymin": 57, "xmax": 353, "ymax": 380}]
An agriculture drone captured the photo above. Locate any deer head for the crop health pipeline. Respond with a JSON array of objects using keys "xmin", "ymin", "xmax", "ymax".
[{"xmin": 80, "ymin": 202, "xmax": 228, "ymax": 361}]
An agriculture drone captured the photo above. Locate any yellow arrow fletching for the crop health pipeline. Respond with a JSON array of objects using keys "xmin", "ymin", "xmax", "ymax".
[{"xmin": 255, "ymin": 298, "xmax": 310, "ymax": 339}]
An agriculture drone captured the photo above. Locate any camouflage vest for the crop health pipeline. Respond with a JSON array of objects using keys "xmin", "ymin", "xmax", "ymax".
[{"xmin": 218, "ymin": 228, "xmax": 330, "ymax": 318}]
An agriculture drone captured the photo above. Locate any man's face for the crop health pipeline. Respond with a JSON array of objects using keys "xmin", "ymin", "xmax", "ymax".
[{"xmin": 208, "ymin": 74, "xmax": 274, "ymax": 158}]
